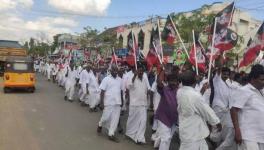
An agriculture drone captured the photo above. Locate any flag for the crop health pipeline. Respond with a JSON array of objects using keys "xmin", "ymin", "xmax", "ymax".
[
  {"xmin": 162, "ymin": 15, "xmax": 177, "ymax": 46},
  {"xmin": 214, "ymin": 28, "xmax": 238, "ymax": 52},
  {"xmin": 189, "ymin": 34, "xmax": 207, "ymax": 72},
  {"xmin": 215, "ymin": 2, "xmax": 234, "ymax": 29},
  {"xmin": 138, "ymin": 29, "xmax": 145, "ymax": 50},
  {"xmin": 126, "ymin": 31, "xmax": 138, "ymax": 66},
  {"xmin": 162, "ymin": 15, "xmax": 178, "ymax": 64},
  {"xmin": 146, "ymin": 28, "xmax": 161, "ymax": 70},
  {"xmin": 209, "ymin": 2, "xmax": 237, "ymax": 53},
  {"xmin": 239, "ymin": 22, "xmax": 264, "ymax": 68}
]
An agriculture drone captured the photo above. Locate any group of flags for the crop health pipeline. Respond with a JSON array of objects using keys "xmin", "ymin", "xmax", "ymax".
[{"xmin": 111, "ymin": 2, "xmax": 264, "ymax": 72}]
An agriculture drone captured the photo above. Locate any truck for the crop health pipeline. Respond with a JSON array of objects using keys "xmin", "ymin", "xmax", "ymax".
[{"xmin": 0, "ymin": 40, "xmax": 27, "ymax": 76}]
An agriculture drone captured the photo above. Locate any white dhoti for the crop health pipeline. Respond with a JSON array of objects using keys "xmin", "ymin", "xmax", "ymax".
[
  {"xmin": 47, "ymin": 70, "xmax": 51, "ymax": 80},
  {"xmin": 80, "ymin": 84, "xmax": 87, "ymax": 101},
  {"xmin": 238, "ymin": 140, "xmax": 264, "ymax": 150},
  {"xmin": 89, "ymin": 91, "xmax": 100, "ymax": 108},
  {"xmin": 125, "ymin": 106, "xmax": 147, "ymax": 143},
  {"xmin": 65, "ymin": 81, "xmax": 75, "ymax": 100},
  {"xmin": 180, "ymin": 139, "xmax": 208, "ymax": 150},
  {"xmin": 156, "ymin": 121, "xmax": 177, "ymax": 150},
  {"xmin": 98, "ymin": 105, "xmax": 121, "ymax": 136},
  {"xmin": 212, "ymin": 106, "xmax": 237, "ymax": 150}
]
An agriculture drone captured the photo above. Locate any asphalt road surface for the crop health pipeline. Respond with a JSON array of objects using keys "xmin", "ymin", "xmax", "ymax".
[{"xmin": 0, "ymin": 74, "xmax": 180, "ymax": 150}]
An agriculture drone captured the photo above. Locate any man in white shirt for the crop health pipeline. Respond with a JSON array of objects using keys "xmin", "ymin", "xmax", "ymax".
[
  {"xmin": 211, "ymin": 66, "xmax": 237, "ymax": 150},
  {"xmin": 64, "ymin": 63, "xmax": 77, "ymax": 102},
  {"xmin": 230, "ymin": 64, "xmax": 264, "ymax": 150},
  {"xmin": 97, "ymin": 66, "xmax": 123, "ymax": 142},
  {"xmin": 177, "ymin": 70, "xmax": 221, "ymax": 150},
  {"xmin": 125, "ymin": 66, "xmax": 149, "ymax": 144}
]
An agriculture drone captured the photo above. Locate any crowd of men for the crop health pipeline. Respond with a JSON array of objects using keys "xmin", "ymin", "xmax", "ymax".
[{"xmin": 34, "ymin": 55, "xmax": 264, "ymax": 150}]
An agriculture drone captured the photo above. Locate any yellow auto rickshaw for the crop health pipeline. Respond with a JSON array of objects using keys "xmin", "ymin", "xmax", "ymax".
[{"xmin": 3, "ymin": 56, "xmax": 35, "ymax": 93}]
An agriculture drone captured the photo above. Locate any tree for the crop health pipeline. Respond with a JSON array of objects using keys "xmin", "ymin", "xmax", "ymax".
[{"xmin": 78, "ymin": 26, "xmax": 99, "ymax": 47}]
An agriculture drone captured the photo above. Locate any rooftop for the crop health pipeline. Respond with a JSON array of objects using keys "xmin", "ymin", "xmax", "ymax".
[{"xmin": 0, "ymin": 40, "xmax": 22, "ymax": 49}]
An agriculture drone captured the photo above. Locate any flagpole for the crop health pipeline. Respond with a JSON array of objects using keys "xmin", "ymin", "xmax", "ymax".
[
  {"xmin": 208, "ymin": 17, "xmax": 218, "ymax": 79},
  {"xmin": 169, "ymin": 15, "xmax": 190, "ymax": 59},
  {"xmin": 152, "ymin": 42, "xmax": 163, "ymax": 65},
  {"xmin": 131, "ymin": 31, "xmax": 138, "ymax": 70},
  {"xmin": 112, "ymin": 47, "xmax": 118, "ymax": 67},
  {"xmin": 157, "ymin": 18, "xmax": 164, "ymax": 62},
  {"xmin": 228, "ymin": 2, "xmax": 235, "ymax": 27},
  {"xmin": 192, "ymin": 30, "xmax": 199, "ymax": 75}
]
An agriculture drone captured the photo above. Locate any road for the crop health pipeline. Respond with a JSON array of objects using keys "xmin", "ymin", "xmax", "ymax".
[{"xmin": 0, "ymin": 74, "xmax": 180, "ymax": 150}]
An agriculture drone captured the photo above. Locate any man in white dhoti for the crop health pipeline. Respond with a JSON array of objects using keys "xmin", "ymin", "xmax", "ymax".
[
  {"xmin": 64, "ymin": 63, "xmax": 77, "ymax": 102},
  {"xmin": 231, "ymin": 64, "xmax": 264, "ymax": 150},
  {"xmin": 79, "ymin": 65, "xmax": 91, "ymax": 106},
  {"xmin": 211, "ymin": 66, "xmax": 237, "ymax": 150},
  {"xmin": 177, "ymin": 70, "xmax": 221, "ymax": 150},
  {"xmin": 97, "ymin": 66, "xmax": 123, "ymax": 143},
  {"xmin": 125, "ymin": 66, "xmax": 149, "ymax": 144},
  {"xmin": 46, "ymin": 62, "xmax": 52, "ymax": 81},
  {"xmin": 88, "ymin": 67, "xmax": 100, "ymax": 112}
]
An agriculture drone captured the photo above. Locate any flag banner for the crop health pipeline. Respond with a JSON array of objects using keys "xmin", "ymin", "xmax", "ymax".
[
  {"xmin": 239, "ymin": 22, "xmax": 264, "ymax": 68},
  {"xmin": 126, "ymin": 31, "xmax": 138, "ymax": 66},
  {"xmin": 146, "ymin": 28, "xmax": 161, "ymax": 70},
  {"xmin": 215, "ymin": 2, "xmax": 234, "ymax": 29},
  {"xmin": 189, "ymin": 42, "xmax": 207, "ymax": 72},
  {"xmin": 162, "ymin": 15, "xmax": 177, "ymax": 47},
  {"xmin": 138, "ymin": 29, "xmax": 145, "ymax": 50},
  {"xmin": 161, "ymin": 15, "xmax": 178, "ymax": 63},
  {"xmin": 208, "ymin": 2, "xmax": 237, "ymax": 53},
  {"xmin": 214, "ymin": 28, "xmax": 238, "ymax": 52}
]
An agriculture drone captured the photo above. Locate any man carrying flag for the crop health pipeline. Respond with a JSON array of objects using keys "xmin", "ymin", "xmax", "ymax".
[{"xmin": 239, "ymin": 22, "xmax": 264, "ymax": 68}]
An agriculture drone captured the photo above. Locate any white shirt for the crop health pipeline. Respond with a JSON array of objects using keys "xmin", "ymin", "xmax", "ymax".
[
  {"xmin": 65, "ymin": 68, "xmax": 77, "ymax": 84},
  {"xmin": 127, "ymin": 77, "xmax": 148, "ymax": 106},
  {"xmin": 99, "ymin": 75, "xmax": 123, "ymax": 106},
  {"xmin": 79, "ymin": 70, "xmax": 91, "ymax": 85},
  {"xmin": 125, "ymin": 71, "xmax": 150, "ymax": 90},
  {"xmin": 88, "ymin": 72, "xmax": 100, "ymax": 93},
  {"xmin": 231, "ymin": 84, "xmax": 264, "ymax": 143},
  {"xmin": 212, "ymin": 74, "xmax": 231, "ymax": 109},
  {"xmin": 76, "ymin": 66, "xmax": 83, "ymax": 79},
  {"xmin": 177, "ymin": 86, "xmax": 220, "ymax": 142}
]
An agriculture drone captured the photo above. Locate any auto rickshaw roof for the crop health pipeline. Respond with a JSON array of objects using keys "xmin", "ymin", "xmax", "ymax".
[{"xmin": 6, "ymin": 56, "xmax": 33, "ymax": 63}]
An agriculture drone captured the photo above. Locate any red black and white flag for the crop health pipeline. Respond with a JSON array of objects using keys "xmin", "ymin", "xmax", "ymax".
[
  {"xmin": 146, "ymin": 27, "xmax": 161, "ymax": 70},
  {"xmin": 208, "ymin": 2, "xmax": 238, "ymax": 54},
  {"xmin": 189, "ymin": 34, "xmax": 207, "ymax": 72},
  {"xmin": 162, "ymin": 15, "xmax": 177, "ymax": 46},
  {"xmin": 126, "ymin": 31, "xmax": 138, "ymax": 66},
  {"xmin": 239, "ymin": 22, "xmax": 264, "ymax": 68}
]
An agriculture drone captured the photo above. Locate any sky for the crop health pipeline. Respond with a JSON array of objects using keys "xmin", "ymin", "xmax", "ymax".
[{"xmin": 0, "ymin": 0, "xmax": 263, "ymax": 42}]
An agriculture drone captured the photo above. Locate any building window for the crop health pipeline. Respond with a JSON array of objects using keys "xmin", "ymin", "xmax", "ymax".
[{"xmin": 239, "ymin": 19, "xmax": 249, "ymax": 34}]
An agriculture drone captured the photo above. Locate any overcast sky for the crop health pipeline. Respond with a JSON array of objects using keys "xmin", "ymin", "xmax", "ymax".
[{"xmin": 0, "ymin": 0, "xmax": 263, "ymax": 42}]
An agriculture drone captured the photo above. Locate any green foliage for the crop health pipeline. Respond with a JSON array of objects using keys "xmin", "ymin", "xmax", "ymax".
[{"xmin": 78, "ymin": 26, "xmax": 99, "ymax": 48}]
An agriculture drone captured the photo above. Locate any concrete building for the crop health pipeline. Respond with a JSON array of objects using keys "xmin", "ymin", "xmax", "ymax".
[{"xmin": 116, "ymin": 17, "xmax": 164, "ymax": 56}]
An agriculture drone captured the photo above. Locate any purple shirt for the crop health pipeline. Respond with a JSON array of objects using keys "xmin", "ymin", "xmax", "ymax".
[{"xmin": 155, "ymin": 86, "xmax": 178, "ymax": 128}]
